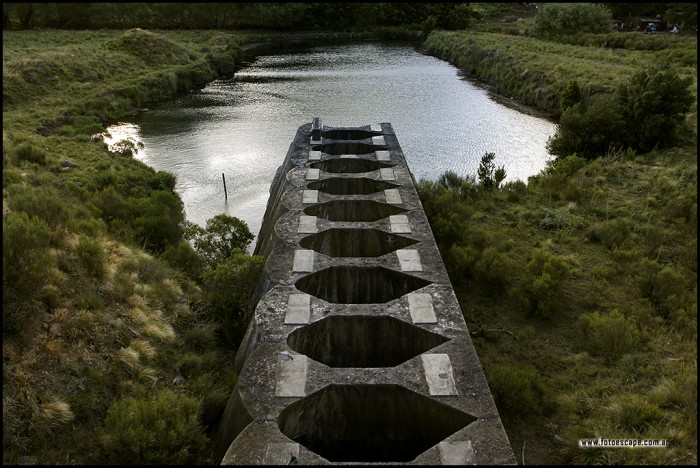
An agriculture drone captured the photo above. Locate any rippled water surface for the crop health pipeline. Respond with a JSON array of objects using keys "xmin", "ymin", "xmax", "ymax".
[{"xmin": 112, "ymin": 42, "xmax": 556, "ymax": 241}]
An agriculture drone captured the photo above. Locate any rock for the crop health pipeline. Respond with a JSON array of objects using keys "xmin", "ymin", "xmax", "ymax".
[
  {"xmin": 49, "ymin": 323, "xmax": 62, "ymax": 337},
  {"xmin": 62, "ymin": 159, "xmax": 77, "ymax": 167},
  {"xmin": 172, "ymin": 374, "xmax": 186, "ymax": 385}
]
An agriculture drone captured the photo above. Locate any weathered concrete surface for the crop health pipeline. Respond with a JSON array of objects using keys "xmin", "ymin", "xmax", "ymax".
[{"xmin": 217, "ymin": 120, "xmax": 517, "ymax": 465}]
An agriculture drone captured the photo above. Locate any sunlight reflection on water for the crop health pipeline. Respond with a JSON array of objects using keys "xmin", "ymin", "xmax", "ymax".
[{"xmin": 103, "ymin": 42, "xmax": 557, "ymax": 246}]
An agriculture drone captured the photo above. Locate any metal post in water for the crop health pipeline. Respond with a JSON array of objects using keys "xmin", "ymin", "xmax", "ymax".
[{"xmin": 222, "ymin": 173, "xmax": 228, "ymax": 200}]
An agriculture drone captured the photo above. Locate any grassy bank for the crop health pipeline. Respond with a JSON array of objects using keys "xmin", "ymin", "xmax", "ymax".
[
  {"xmin": 419, "ymin": 27, "xmax": 697, "ymax": 465},
  {"xmin": 423, "ymin": 29, "xmax": 697, "ymax": 122},
  {"xmin": 2, "ymin": 29, "xmax": 258, "ymax": 464}
]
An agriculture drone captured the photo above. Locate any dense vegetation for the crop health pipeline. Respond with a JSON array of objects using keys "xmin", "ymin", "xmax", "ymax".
[
  {"xmin": 419, "ymin": 4, "xmax": 696, "ymax": 464},
  {"xmin": 2, "ymin": 28, "xmax": 268, "ymax": 464},
  {"xmin": 3, "ymin": 2, "xmax": 698, "ymax": 465}
]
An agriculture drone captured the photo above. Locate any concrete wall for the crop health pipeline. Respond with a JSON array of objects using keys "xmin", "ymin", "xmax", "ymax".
[{"xmin": 216, "ymin": 119, "xmax": 516, "ymax": 465}]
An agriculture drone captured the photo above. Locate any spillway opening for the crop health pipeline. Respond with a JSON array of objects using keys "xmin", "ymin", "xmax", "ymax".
[
  {"xmin": 299, "ymin": 228, "xmax": 418, "ymax": 257},
  {"xmin": 287, "ymin": 315, "xmax": 449, "ymax": 367},
  {"xmin": 295, "ymin": 266, "xmax": 431, "ymax": 304},
  {"xmin": 303, "ymin": 200, "xmax": 407, "ymax": 222},
  {"xmin": 306, "ymin": 177, "xmax": 399, "ymax": 195},
  {"xmin": 278, "ymin": 384, "xmax": 476, "ymax": 462},
  {"xmin": 312, "ymin": 142, "xmax": 381, "ymax": 155},
  {"xmin": 321, "ymin": 129, "xmax": 378, "ymax": 140},
  {"xmin": 310, "ymin": 158, "xmax": 392, "ymax": 174}
]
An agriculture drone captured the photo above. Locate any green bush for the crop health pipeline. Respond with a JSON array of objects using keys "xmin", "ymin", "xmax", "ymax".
[
  {"xmin": 560, "ymin": 79, "xmax": 583, "ymax": 111},
  {"xmin": 161, "ymin": 241, "xmax": 205, "ymax": 280},
  {"xmin": 76, "ymin": 236, "xmax": 105, "ymax": 279},
  {"xmin": 503, "ymin": 179, "xmax": 528, "ymax": 202},
  {"xmin": 538, "ymin": 208, "xmax": 570, "ymax": 230},
  {"xmin": 475, "ymin": 247, "xmax": 516, "ymax": 293},
  {"xmin": 444, "ymin": 243, "xmax": 479, "ymax": 280},
  {"xmin": 636, "ymin": 259, "xmax": 687, "ymax": 317},
  {"xmin": 547, "ymin": 95, "xmax": 625, "ymax": 160},
  {"xmin": 610, "ymin": 394, "xmax": 665, "ymax": 434},
  {"xmin": 588, "ymin": 218, "xmax": 633, "ymax": 249},
  {"xmin": 13, "ymin": 143, "xmax": 47, "ymax": 165},
  {"xmin": 477, "ymin": 151, "xmax": 506, "ymax": 191},
  {"xmin": 100, "ymin": 389, "xmax": 207, "ymax": 464},
  {"xmin": 512, "ymin": 248, "xmax": 572, "ymax": 318},
  {"xmin": 3, "ymin": 211, "xmax": 53, "ymax": 294},
  {"xmin": 488, "ymin": 364, "xmax": 549, "ymax": 417},
  {"xmin": 578, "ymin": 310, "xmax": 639, "ymax": 363},
  {"xmin": 7, "ymin": 184, "xmax": 68, "ymax": 229},
  {"xmin": 531, "ymin": 3, "xmax": 612, "ymax": 38},
  {"xmin": 201, "ymin": 251, "xmax": 265, "ymax": 347},
  {"xmin": 616, "ymin": 66, "xmax": 694, "ymax": 153},
  {"xmin": 132, "ymin": 190, "xmax": 185, "ymax": 253}
]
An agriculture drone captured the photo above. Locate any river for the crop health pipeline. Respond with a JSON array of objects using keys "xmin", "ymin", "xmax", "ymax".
[{"xmin": 104, "ymin": 41, "xmax": 557, "ymax": 246}]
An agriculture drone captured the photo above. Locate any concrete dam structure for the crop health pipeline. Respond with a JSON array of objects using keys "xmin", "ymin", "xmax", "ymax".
[{"xmin": 217, "ymin": 118, "xmax": 517, "ymax": 465}]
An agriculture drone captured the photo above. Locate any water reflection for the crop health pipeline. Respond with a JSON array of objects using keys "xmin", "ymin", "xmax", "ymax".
[{"xmin": 105, "ymin": 42, "xmax": 556, "ymax": 245}]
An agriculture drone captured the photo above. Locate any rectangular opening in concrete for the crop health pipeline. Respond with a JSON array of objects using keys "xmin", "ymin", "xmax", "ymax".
[
  {"xmin": 310, "ymin": 158, "xmax": 392, "ymax": 174},
  {"xmin": 312, "ymin": 142, "xmax": 383, "ymax": 155},
  {"xmin": 321, "ymin": 129, "xmax": 379, "ymax": 140}
]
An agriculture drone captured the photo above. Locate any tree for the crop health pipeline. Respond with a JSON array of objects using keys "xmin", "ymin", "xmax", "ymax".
[
  {"xmin": 616, "ymin": 66, "xmax": 694, "ymax": 153},
  {"xmin": 560, "ymin": 80, "xmax": 582, "ymax": 112},
  {"xmin": 547, "ymin": 94, "xmax": 625, "ymax": 160},
  {"xmin": 531, "ymin": 3, "xmax": 613, "ymax": 38},
  {"xmin": 184, "ymin": 214, "xmax": 254, "ymax": 267},
  {"xmin": 477, "ymin": 152, "xmax": 507, "ymax": 190},
  {"xmin": 201, "ymin": 251, "xmax": 264, "ymax": 347}
]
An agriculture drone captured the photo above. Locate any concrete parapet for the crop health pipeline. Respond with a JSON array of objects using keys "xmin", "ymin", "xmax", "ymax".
[{"xmin": 217, "ymin": 119, "xmax": 516, "ymax": 465}]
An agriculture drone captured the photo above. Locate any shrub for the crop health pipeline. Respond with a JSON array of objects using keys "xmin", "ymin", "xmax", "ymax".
[
  {"xmin": 161, "ymin": 241, "xmax": 205, "ymax": 280},
  {"xmin": 636, "ymin": 259, "xmax": 687, "ymax": 317},
  {"xmin": 588, "ymin": 218, "xmax": 633, "ymax": 249},
  {"xmin": 3, "ymin": 211, "xmax": 53, "ymax": 294},
  {"xmin": 488, "ymin": 364, "xmax": 549, "ymax": 417},
  {"xmin": 512, "ymin": 248, "xmax": 572, "ymax": 318},
  {"xmin": 560, "ymin": 79, "xmax": 583, "ymax": 111},
  {"xmin": 503, "ymin": 179, "xmax": 528, "ymax": 202},
  {"xmin": 201, "ymin": 251, "xmax": 265, "ymax": 347},
  {"xmin": 474, "ymin": 247, "xmax": 515, "ymax": 293},
  {"xmin": 616, "ymin": 66, "xmax": 694, "ymax": 153},
  {"xmin": 100, "ymin": 389, "xmax": 207, "ymax": 464},
  {"xmin": 13, "ymin": 143, "xmax": 47, "ymax": 165},
  {"xmin": 547, "ymin": 95, "xmax": 625, "ymax": 160},
  {"xmin": 538, "ymin": 208, "xmax": 570, "ymax": 230},
  {"xmin": 7, "ymin": 184, "xmax": 68, "ymax": 229},
  {"xmin": 132, "ymin": 190, "xmax": 185, "ymax": 253},
  {"xmin": 76, "ymin": 237, "xmax": 105, "ymax": 279},
  {"xmin": 531, "ymin": 3, "xmax": 612, "ymax": 38},
  {"xmin": 578, "ymin": 310, "xmax": 639, "ymax": 363},
  {"xmin": 443, "ymin": 243, "xmax": 479, "ymax": 280}
]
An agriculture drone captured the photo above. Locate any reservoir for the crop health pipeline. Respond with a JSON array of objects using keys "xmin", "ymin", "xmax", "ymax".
[{"xmin": 106, "ymin": 41, "xmax": 557, "ymax": 244}]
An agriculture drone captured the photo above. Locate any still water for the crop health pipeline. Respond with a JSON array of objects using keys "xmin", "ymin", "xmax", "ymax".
[{"xmin": 106, "ymin": 42, "xmax": 556, "ymax": 243}]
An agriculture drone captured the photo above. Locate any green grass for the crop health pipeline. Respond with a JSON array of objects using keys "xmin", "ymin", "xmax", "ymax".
[
  {"xmin": 418, "ymin": 147, "xmax": 697, "ymax": 465},
  {"xmin": 424, "ymin": 29, "xmax": 697, "ymax": 121},
  {"xmin": 2, "ymin": 29, "xmax": 254, "ymax": 465}
]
